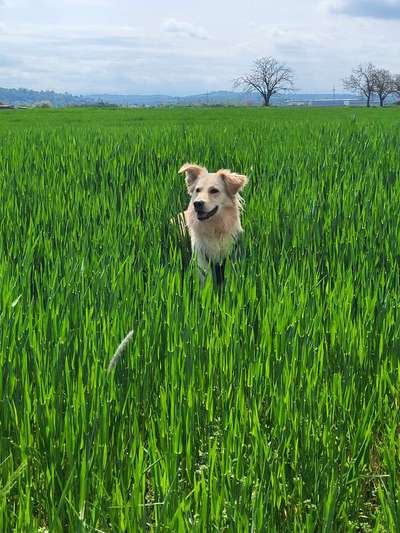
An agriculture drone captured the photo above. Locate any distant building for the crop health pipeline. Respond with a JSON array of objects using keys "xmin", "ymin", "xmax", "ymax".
[
  {"xmin": 283, "ymin": 98, "xmax": 364, "ymax": 107},
  {"xmin": 0, "ymin": 103, "xmax": 15, "ymax": 109}
]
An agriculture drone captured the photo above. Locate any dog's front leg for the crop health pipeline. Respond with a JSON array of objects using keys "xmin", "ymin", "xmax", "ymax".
[
  {"xmin": 214, "ymin": 260, "xmax": 226, "ymax": 286},
  {"xmin": 196, "ymin": 252, "xmax": 209, "ymax": 288}
]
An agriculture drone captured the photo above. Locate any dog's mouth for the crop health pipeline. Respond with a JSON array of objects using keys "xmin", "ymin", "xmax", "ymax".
[{"xmin": 196, "ymin": 206, "xmax": 218, "ymax": 221}]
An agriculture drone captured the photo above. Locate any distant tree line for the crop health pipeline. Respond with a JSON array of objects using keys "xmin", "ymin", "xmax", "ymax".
[
  {"xmin": 343, "ymin": 64, "xmax": 400, "ymax": 107},
  {"xmin": 235, "ymin": 57, "xmax": 400, "ymax": 107},
  {"xmin": 2, "ymin": 59, "xmax": 400, "ymax": 109},
  {"xmin": 0, "ymin": 87, "xmax": 88, "ymax": 107}
]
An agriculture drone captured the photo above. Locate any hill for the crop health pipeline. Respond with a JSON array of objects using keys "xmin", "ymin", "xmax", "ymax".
[{"xmin": 0, "ymin": 86, "xmax": 363, "ymax": 108}]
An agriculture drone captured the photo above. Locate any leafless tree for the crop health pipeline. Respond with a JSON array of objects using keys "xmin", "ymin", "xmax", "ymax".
[
  {"xmin": 393, "ymin": 74, "xmax": 400, "ymax": 99},
  {"xmin": 372, "ymin": 68, "xmax": 395, "ymax": 107},
  {"xmin": 234, "ymin": 57, "xmax": 294, "ymax": 107},
  {"xmin": 343, "ymin": 64, "xmax": 376, "ymax": 107}
]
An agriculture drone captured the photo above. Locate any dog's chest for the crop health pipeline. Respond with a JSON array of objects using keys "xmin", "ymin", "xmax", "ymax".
[
  {"xmin": 193, "ymin": 229, "xmax": 238, "ymax": 264},
  {"xmin": 184, "ymin": 208, "xmax": 242, "ymax": 267}
]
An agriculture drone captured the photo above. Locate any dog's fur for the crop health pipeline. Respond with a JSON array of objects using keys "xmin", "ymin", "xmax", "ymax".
[{"xmin": 178, "ymin": 163, "xmax": 248, "ymax": 281}]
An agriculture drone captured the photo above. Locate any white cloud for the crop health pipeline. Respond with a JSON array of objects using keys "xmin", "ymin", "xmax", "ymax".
[
  {"xmin": 162, "ymin": 18, "xmax": 208, "ymax": 40},
  {"xmin": 0, "ymin": 0, "xmax": 399, "ymax": 94},
  {"xmin": 0, "ymin": 23, "xmax": 236, "ymax": 94}
]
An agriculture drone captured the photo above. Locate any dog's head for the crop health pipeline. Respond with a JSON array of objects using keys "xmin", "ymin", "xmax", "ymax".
[{"xmin": 179, "ymin": 163, "xmax": 248, "ymax": 221}]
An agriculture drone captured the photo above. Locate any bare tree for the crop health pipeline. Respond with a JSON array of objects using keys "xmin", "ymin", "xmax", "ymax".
[
  {"xmin": 393, "ymin": 74, "xmax": 400, "ymax": 100},
  {"xmin": 372, "ymin": 68, "xmax": 395, "ymax": 107},
  {"xmin": 343, "ymin": 64, "xmax": 376, "ymax": 107},
  {"xmin": 234, "ymin": 57, "xmax": 294, "ymax": 107}
]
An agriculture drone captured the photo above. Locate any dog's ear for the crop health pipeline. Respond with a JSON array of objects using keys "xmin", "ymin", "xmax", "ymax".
[
  {"xmin": 178, "ymin": 163, "xmax": 206, "ymax": 190},
  {"xmin": 218, "ymin": 170, "xmax": 248, "ymax": 196}
]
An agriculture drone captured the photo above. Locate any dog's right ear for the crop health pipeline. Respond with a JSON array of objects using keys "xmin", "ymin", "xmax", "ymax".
[{"xmin": 178, "ymin": 163, "xmax": 206, "ymax": 190}]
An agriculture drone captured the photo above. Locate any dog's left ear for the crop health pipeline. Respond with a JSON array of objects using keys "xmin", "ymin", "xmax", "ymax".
[{"xmin": 218, "ymin": 170, "xmax": 248, "ymax": 196}]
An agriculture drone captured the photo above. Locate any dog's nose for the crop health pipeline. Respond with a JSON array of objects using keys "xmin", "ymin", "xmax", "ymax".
[{"xmin": 194, "ymin": 201, "xmax": 205, "ymax": 211}]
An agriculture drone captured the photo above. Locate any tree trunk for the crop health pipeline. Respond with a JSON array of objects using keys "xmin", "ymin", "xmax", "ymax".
[
  {"xmin": 261, "ymin": 93, "xmax": 270, "ymax": 106},
  {"xmin": 366, "ymin": 94, "xmax": 370, "ymax": 107},
  {"xmin": 379, "ymin": 95, "xmax": 384, "ymax": 107}
]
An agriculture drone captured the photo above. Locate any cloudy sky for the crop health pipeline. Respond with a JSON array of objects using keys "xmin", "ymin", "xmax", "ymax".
[{"xmin": 0, "ymin": 0, "xmax": 399, "ymax": 95}]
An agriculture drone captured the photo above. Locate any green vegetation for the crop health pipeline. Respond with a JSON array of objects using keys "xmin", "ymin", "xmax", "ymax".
[
  {"xmin": 1, "ymin": 105, "xmax": 400, "ymax": 131},
  {"xmin": 1, "ymin": 107, "xmax": 400, "ymax": 531}
]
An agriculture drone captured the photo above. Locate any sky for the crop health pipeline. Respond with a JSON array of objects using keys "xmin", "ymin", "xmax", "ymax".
[{"xmin": 0, "ymin": 0, "xmax": 399, "ymax": 95}]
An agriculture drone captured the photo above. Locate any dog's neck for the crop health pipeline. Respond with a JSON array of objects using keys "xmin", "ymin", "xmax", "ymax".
[{"xmin": 185, "ymin": 204, "xmax": 242, "ymax": 266}]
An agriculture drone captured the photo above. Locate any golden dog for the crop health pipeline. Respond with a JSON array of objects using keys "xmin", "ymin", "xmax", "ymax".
[{"xmin": 178, "ymin": 163, "xmax": 248, "ymax": 284}]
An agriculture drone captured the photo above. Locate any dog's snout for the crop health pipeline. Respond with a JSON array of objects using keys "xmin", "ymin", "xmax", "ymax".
[{"xmin": 194, "ymin": 201, "xmax": 205, "ymax": 211}]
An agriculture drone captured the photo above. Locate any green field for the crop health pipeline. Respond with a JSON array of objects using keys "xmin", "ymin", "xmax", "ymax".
[{"xmin": 1, "ymin": 107, "xmax": 400, "ymax": 531}]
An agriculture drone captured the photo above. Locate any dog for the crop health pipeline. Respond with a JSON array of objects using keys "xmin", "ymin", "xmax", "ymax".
[
  {"xmin": 108, "ymin": 163, "xmax": 248, "ymax": 372},
  {"xmin": 178, "ymin": 163, "xmax": 248, "ymax": 285}
]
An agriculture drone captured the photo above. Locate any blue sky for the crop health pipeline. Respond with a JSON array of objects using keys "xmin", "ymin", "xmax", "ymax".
[{"xmin": 0, "ymin": 0, "xmax": 399, "ymax": 95}]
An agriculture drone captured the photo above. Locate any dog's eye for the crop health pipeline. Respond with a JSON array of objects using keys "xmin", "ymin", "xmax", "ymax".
[
  {"xmin": 210, "ymin": 188, "xmax": 219, "ymax": 194},
  {"xmin": 195, "ymin": 188, "xmax": 202, "ymax": 193}
]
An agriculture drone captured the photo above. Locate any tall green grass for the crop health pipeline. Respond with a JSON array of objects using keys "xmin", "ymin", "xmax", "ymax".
[{"xmin": 1, "ymin": 109, "xmax": 400, "ymax": 531}]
